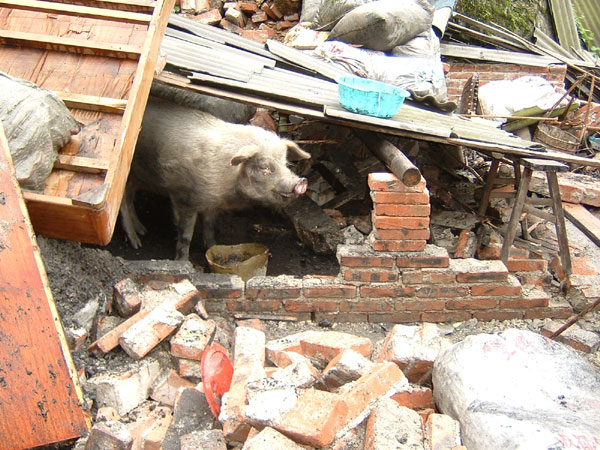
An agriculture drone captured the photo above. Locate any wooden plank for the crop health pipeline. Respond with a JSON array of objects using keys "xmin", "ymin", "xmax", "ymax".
[
  {"xmin": 55, "ymin": 155, "xmax": 111, "ymax": 174},
  {"xmin": 0, "ymin": 0, "xmax": 152, "ymax": 24},
  {"xmin": 0, "ymin": 29, "xmax": 142, "ymax": 59},
  {"xmin": 564, "ymin": 203, "xmax": 600, "ymax": 247},
  {"xmin": 57, "ymin": 92, "xmax": 128, "ymax": 114},
  {"xmin": 101, "ymin": 0, "xmax": 176, "ymax": 243},
  {"xmin": 0, "ymin": 124, "xmax": 90, "ymax": 448}
]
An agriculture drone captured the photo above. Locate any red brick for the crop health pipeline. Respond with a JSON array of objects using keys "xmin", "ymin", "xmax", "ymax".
[
  {"xmin": 453, "ymin": 260, "xmax": 508, "ymax": 283},
  {"xmin": 500, "ymin": 289, "xmax": 549, "ymax": 308},
  {"xmin": 225, "ymin": 299, "xmax": 282, "ymax": 312},
  {"xmin": 192, "ymin": 8, "xmax": 222, "ymax": 25},
  {"xmin": 446, "ymin": 298, "xmax": 498, "ymax": 310},
  {"xmin": 343, "ymin": 269, "xmax": 399, "ymax": 283},
  {"xmin": 372, "ymin": 215, "xmax": 429, "ymax": 230},
  {"xmin": 421, "ymin": 311, "xmax": 472, "ymax": 322},
  {"xmin": 372, "ymin": 240, "xmax": 427, "ymax": 252},
  {"xmin": 277, "ymin": 390, "xmax": 348, "ymax": 448},
  {"xmin": 402, "ymin": 270, "xmax": 454, "ymax": 284},
  {"xmin": 303, "ymin": 283, "xmax": 357, "ymax": 298},
  {"xmin": 374, "ymin": 203, "xmax": 431, "ymax": 217},
  {"xmin": 338, "ymin": 254, "xmax": 395, "ymax": 268},
  {"xmin": 360, "ymin": 285, "xmax": 416, "ymax": 298},
  {"xmin": 471, "ymin": 283, "xmax": 521, "ymax": 297},
  {"xmin": 396, "ymin": 247, "xmax": 450, "ymax": 268},
  {"xmin": 506, "ymin": 258, "xmax": 548, "ymax": 272},
  {"xmin": 395, "ymin": 298, "xmax": 445, "ymax": 311},
  {"xmin": 473, "ymin": 310, "xmax": 525, "ymax": 321},
  {"xmin": 415, "ymin": 285, "xmax": 469, "ymax": 298},
  {"xmin": 375, "ymin": 228, "xmax": 431, "ymax": 240},
  {"xmin": 284, "ymin": 299, "xmax": 339, "ymax": 312},
  {"xmin": 368, "ymin": 172, "xmax": 427, "ymax": 192},
  {"xmin": 341, "ymin": 299, "xmax": 394, "ymax": 313},
  {"xmin": 338, "ymin": 362, "xmax": 406, "ymax": 429},
  {"xmin": 245, "ymin": 276, "xmax": 302, "ymax": 299},
  {"xmin": 371, "ymin": 191, "xmax": 430, "ymax": 204},
  {"xmin": 300, "ymin": 331, "xmax": 373, "ymax": 364}
]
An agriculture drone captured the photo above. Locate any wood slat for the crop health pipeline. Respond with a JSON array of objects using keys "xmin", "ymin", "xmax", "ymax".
[
  {"xmin": 0, "ymin": 0, "xmax": 152, "ymax": 23},
  {"xmin": 55, "ymin": 155, "xmax": 111, "ymax": 174},
  {"xmin": 58, "ymin": 92, "xmax": 128, "ymax": 113},
  {"xmin": 0, "ymin": 29, "xmax": 142, "ymax": 59}
]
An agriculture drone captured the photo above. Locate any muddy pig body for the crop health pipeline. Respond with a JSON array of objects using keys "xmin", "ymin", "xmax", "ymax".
[{"xmin": 120, "ymin": 97, "xmax": 311, "ymax": 260}]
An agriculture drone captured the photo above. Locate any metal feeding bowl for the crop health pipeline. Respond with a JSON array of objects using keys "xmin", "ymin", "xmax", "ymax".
[{"xmin": 337, "ymin": 76, "xmax": 410, "ymax": 119}]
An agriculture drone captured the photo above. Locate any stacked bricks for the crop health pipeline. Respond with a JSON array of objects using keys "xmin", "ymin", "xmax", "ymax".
[
  {"xmin": 369, "ymin": 172, "xmax": 430, "ymax": 253},
  {"xmin": 444, "ymin": 61, "xmax": 567, "ymax": 105},
  {"xmin": 196, "ymin": 172, "xmax": 573, "ymax": 324}
]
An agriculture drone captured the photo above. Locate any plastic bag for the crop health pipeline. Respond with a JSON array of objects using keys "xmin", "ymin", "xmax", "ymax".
[
  {"xmin": 0, "ymin": 71, "xmax": 81, "ymax": 192},
  {"xmin": 327, "ymin": 0, "xmax": 434, "ymax": 52},
  {"xmin": 312, "ymin": 0, "xmax": 371, "ymax": 31}
]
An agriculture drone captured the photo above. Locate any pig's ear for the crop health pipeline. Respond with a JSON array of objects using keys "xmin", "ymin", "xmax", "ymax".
[
  {"xmin": 231, "ymin": 145, "xmax": 260, "ymax": 166},
  {"xmin": 284, "ymin": 140, "xmax": 311, "ymax": 161}
]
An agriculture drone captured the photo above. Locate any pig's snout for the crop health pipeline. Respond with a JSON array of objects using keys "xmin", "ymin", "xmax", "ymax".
[{"xmin": 294, "ymin": 178, "xmax": 307, "ymax": 196}]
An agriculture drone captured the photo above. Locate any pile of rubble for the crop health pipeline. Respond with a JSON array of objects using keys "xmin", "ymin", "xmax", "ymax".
[
  {"xmin": 177, "ymin": 0, "xmax": 303, "ymax": 43},
  {"xmin": 75, "ymin": 272, "xmax": 464, "ymax": 449},
  {"xmin": 66, "ymin": 263, "xmax": 600, "ymax": 450}
]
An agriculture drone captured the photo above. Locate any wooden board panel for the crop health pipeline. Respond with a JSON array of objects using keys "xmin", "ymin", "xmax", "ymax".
[
  {"xmin": 0, "ymin": 0, "xmax": 175, "ymax": 245},
  {"xmin": 0, "ymin": 124, "xmax": 90, "ymax": 449}
]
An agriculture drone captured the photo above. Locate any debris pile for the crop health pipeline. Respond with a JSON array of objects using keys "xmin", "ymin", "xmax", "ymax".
[
  {"xmin": 76, "ymin": 275, "xmax": 464, "ymax": 449},
  {"xmin": 67, "ymin": 270, "xmax": 600, "ymax": 449}
]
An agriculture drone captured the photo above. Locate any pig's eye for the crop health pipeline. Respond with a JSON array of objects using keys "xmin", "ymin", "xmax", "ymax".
[{"xmin": 259, "ymin": 164, "xmax": 272, "ymax": 174}]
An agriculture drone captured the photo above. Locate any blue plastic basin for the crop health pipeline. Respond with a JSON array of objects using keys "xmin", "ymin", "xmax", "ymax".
[{"xmin": 337, "ymin": 76, "xmax": 410, "ymax": 119}]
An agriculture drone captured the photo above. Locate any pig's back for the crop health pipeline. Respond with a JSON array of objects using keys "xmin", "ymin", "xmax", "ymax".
[{"xmin": 130, "ymin": 98, "xmax": 250, "ymax": 208}]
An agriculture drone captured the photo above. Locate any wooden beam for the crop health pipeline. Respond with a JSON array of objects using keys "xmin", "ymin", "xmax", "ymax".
[
  {"xmin": 355, "ymin": 130, "xmax": 422, "ymax": 186},
  {"xmin": 563, "ymin": 202, "xmax": 600, "ymax": 247},
  {"xmin": 57, "ymin": 91, "xmax": 127, "ymax": 114},
  {"xmin": 0, "ymin": 0, "xmax": 152, "ymax": 23},
  {"xmin": 0, "ymin": 29, "xmax": 142, "ymax": 59}
]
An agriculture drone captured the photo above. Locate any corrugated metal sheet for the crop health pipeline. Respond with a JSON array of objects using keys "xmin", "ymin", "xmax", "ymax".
[
  {"xmin": 549, "ymin": 0, "xmax": 583, "ymax": 57},
  {"xmin": 157, "ymin": 14, "xmax": 600, "ymax": 168},
  {"xmin": 573, "ymin": 0, "xmax": 600, "ymax": 50}
]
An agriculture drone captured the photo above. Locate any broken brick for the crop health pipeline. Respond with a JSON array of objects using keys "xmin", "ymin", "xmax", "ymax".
[
  {"xmin": 243, "ymin": 427, "xmax": 306, "ymax": 449},
  {"xmin": 424, "ymin": 413, "xmax": 462, "ymax": 450},
  {"xmin": 85, "ymin": 421, "xmax": 133, "ymax": 450},
  {"xmin": 299, "ymin": 330, "xmax": 373, "ymax": 368},
  {"xmin": 322, "ymin": 348, "xmax": 374, "ymax": 390},
  {"xmin": 150, "ymin": 369, "xmax": 195, "ymax": 406},
  {"xmin": 170, "ymin": 314, "xmax": 216, "ymax": 361},
  {"xmin": 337, "ymin": 362, "xmax": 407, "ymax": 432},
  {"xmin": 365, "ymin": 398, "xmax": 425, "ymax": 450},
  {"xmin": 277, "ymin": 389, "xmax": 348, "ymax": 448}
]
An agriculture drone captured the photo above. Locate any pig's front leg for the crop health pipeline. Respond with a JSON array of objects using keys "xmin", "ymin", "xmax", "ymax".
[
  {"xmin": 202, "ymin": 210, "xmax": 217, "ymax": 250},
  {"xmin": 172, "ymin": 203, "xmax": 198, "ymax": 261}
]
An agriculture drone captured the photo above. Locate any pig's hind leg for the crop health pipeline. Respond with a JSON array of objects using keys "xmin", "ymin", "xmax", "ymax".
[{"xmin": 120, "ymin": 185, "xmax": 146, "ymax": 249}]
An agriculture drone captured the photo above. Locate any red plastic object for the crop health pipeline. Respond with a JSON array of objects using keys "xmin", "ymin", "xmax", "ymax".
[{"xmin": 201, "ymin": 342, "xmax": 234, "ymax": 418}]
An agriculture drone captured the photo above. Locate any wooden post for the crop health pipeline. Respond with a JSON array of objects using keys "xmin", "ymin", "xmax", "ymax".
[{"xmin": 355, "ymin": 130, "xmax": 422, "ymax": 186}]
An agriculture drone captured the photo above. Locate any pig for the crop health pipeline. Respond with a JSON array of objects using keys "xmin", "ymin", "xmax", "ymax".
[{"xmin": 120, "ymin": 96, "xmax": 311, "ymax": 261}]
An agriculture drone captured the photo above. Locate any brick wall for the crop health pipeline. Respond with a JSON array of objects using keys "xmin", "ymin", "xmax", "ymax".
[
  {"xmin": 443, "ymin": 60, "xmax": 568, "ymax": 105},
  {"xmin": 194, "ymin": 172, "xmax": 575, "ymax": 324}
]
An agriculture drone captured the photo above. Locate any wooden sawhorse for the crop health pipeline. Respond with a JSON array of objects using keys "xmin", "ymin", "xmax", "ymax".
[{"xmin": 479, "ymin": 156, "xmax": 572, "ymax": 276}]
